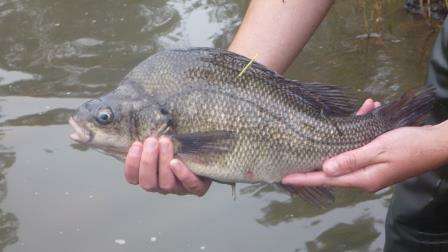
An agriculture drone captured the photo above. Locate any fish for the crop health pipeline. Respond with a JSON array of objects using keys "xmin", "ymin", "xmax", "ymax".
[{"xmin": 69, "ymin": 47, "xmax": 435, "ymax": 206}]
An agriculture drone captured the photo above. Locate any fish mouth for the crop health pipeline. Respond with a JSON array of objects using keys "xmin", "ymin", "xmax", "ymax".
[{"xmin": 69, "ymin": 117, "xmax": 92, "ymax": 144}]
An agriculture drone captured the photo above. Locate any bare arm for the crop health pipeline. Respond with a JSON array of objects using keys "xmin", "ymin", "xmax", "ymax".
[{"xmin": 229, "ymin": 0, "xmax": 334, "ymax": 73}]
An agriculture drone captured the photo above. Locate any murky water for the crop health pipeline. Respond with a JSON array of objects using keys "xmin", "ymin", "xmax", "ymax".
[{"xmin": 0, "ymin": 0, "xmax": 436, "ymax": 251}]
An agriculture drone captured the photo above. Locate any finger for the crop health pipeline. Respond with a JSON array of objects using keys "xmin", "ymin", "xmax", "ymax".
[
  {"xmin": 337, "ymin": 163, "xmax": 390, "ymax": 192},
  {"xmin": 321, "ymin": 163, "xmax": 391, "ymax": 192},
  {"xmin": 282, "ymin": 165, "xmax": 386, "ymax": 192},
  {"xmin": 158, "ymin": 136, "xmax": 178, "ymax": 193},
  {"xmin": 170, "ymin": 159, "xmax": 211, "ymax": 196},
  {"xmin": 125, "ymin": 142, "xmax": 143, "ymax": 185},
  {"xmin": 356, "ymin": 99, "xmax": 374, "ymax": 116},
  {"xmin": 374, "ymin": 101, "xmax": 381, "ymax": 108},
  {"xmin": 138, "ymin": 137, "xmax": 159, "ymax": 191},
  {"xmin": 282, "ymin": 171, "xmax": 333, "ymax": 187},
  {"xmin": 322, "ymin": 141, "xmax": 383, "ymax": 176}
]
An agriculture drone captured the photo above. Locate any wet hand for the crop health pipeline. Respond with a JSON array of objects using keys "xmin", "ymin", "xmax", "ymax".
[
  {"xmin": 282, "ymin": 99, "xmax": 448, "ymax": 192},
  {"xmin": 124, "ymin": 136, "xmax": 211, "ymax": 196}
]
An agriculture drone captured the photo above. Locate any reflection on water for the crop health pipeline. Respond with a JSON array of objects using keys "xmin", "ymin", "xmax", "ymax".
[
  {"xmin": 0, "ymin": 108, "xmax": 73, "ymax": 127},
  {"xmin": 0, "ymin": 0, "xmax": 439, "ymax": 251},
  {"xmin": 0, "ymin": 142, "xmax": 14, "ymax": 172},
  {"xmin": 160, "ymin": 0, "xmax": 242, "ymax": 48},
  {"xmin": 305, "ymin": 216, "xmax": 380, "ymax": 252},
  {"xmin": 0, "ymin": 68, "xmax": 38, "ymax": 86},
  {"xmin": 0, "ymin": 129, "xmax": 19, "ymax": 251},
  {"xmin": 0, "ymin": 108, "xmax": 74, "ymax": 126},
  {"xmin": 0, "ymin": 0, "xmax": 243, "ymax": 98},
  {"xmin": 240, "ymin": 183, "xmax": 390, "ymax": 227},
  {"xmin": 0, "ymin": 176, "xmax": 19, "ymax": 252}
]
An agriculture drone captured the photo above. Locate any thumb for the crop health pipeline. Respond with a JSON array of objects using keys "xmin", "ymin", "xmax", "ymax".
[{"xmin": 323, "ymin": 142, "xmax": 381, "ymax": 176}]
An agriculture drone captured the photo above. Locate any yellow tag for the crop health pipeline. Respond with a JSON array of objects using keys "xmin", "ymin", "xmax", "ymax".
[{"xmin": 237, "ymin": 53, "xmax": 258, "ymax": 78}]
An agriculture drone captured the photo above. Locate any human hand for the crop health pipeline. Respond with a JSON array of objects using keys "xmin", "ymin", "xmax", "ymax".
[
  {"xmin": 124, "ymin": 136, "xmax": 211, "ymax": 196},
  {"xmin": 282, "ymin": 99, "xmax": 448, "ymax": 192},
  {"xmin": 282, "ymin": 99, "xmax": 440, "ymax": 192},
  {"xmin": 283, "ymin": 126, "xmax": 446, "ymax": 192}
]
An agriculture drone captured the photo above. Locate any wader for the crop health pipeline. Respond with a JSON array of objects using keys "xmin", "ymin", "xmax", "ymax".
[{"xmin": 384, "ymin": 17, "xmax": 448, "ymax": 251}]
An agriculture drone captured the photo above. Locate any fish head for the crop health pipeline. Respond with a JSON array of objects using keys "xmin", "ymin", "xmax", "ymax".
[
  {"xmin": 69, "ymin": 89, "xmax": 170, "ymax": 156},
  {"xmin": 69, "ymin": 96, "xmax": 131, "ymax": 154}
]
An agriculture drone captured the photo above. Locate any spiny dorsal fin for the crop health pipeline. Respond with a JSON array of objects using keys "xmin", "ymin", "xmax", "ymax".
[{"xmin": 185, "ymin": 48, "xmax": 357, "ymax": 116}]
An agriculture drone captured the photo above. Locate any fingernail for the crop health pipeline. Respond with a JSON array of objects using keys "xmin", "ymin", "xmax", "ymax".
[
  {"xmin": 145, "ymin": 138, "xmax": 158, "ymax": 150},
  {"xmin": 324, "ymin": 161, "xmax": 341, "ymax": 176},
  {"xmin": 128, "ymin": 177, "xmax": 138, "ymax": 185},
  {"xmin": 170, "ymin": 159, "xmax": 180, "ymax": 171},
  {"xmin": 281, "ymin": 176, "xmax": 294, "ymax": 185},
  {"xmin": 129, "ymin": 143, "xmax": 142, "ymax": 156}
]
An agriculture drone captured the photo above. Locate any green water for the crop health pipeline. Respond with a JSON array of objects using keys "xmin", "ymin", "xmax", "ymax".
[{"xmin": 0, "ymin": 0, "xmax": 435, "ymax": 251}]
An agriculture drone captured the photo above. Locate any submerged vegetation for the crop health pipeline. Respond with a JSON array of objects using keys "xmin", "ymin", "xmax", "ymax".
[
  {"xmin": 358, "ymin": 0, "xmax": 447, "ymax": 33},
  {"xmin": 404, "ymin": 0, "xmax": 448, "ymax": 20},
  {"xmin": 354, "ymin": 0, "xmax": 447, "ymax": 66},
  {"xmin": 356, "ymin": 0, "xmax": 448, "ymax": 20}
]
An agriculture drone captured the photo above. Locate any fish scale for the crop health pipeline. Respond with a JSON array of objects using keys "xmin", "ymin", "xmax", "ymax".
[{"xmin": 163, "ymin": 72, "xmax": 377, "ymax": 182}]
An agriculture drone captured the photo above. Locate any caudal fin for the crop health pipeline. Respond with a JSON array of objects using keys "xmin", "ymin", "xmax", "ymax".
[{"xmin": 378, "ymin": 88, "xmax": 435, "ymax": 128}]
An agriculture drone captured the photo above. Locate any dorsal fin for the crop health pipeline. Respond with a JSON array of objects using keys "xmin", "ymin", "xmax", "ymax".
[
  {"xmin": 277, "ymin": 79, "xmax": 357, "ymax": 116},
  {"xmin": 184, "ymin": 47, "xmax": 357, "ymax": 117}
]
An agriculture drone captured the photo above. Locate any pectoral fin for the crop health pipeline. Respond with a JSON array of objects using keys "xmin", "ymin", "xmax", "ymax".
[{"xmin": 172, "ymin": 130, "xmax": 237, "ymax": 164}]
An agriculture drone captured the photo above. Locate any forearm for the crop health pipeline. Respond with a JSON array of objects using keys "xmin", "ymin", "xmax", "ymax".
[
  {"xmin": 228, "ymin": 0, "xmax": 334, "ymax": 74},
  {"xmin": 434, "ymin": 120, "xmax": 448, "ymax": 166}
]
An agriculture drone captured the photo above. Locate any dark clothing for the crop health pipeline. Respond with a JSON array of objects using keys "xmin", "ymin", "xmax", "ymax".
[{"xmin": 384, "ymin": 17, "xmax": 448, "ymax": 251}]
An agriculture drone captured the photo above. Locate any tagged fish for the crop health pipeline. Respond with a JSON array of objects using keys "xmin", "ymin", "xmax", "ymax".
[{"xmin": 69, "ymin": 48, "xmax": 435, "ymax": 206}]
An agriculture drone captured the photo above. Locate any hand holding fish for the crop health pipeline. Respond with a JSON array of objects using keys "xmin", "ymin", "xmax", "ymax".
[
  {"xmin": 283, "ymin": 106, "xmax": 448, "ymax": 192},
  {"xmin": 69, "ymin": 48, "xmax": 435, "ymax": 204},
  {"xmin": 125, "ymin": 136, "xmax": 211, "ymax": 196}
]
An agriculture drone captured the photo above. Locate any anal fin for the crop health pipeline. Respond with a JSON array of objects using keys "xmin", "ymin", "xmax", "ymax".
[{"xmin": 281, "ymin": 184, "xmax": 335, "ymax": 208}]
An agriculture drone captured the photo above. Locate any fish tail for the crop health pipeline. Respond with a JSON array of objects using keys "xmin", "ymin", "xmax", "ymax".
[{"xmin": 378, "ymin": 87, "xmax": 435, "ymax": 128}]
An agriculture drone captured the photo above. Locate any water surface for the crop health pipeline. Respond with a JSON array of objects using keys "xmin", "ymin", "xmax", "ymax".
[{"xmin": 0, "ymin": 0, "xmax": 435, "ymax": 251}]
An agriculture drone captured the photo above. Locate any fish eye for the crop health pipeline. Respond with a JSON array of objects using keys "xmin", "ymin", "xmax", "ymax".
[{"xmin": 96, "ymin": 108, "xmax": 114, "ymax": 125}]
